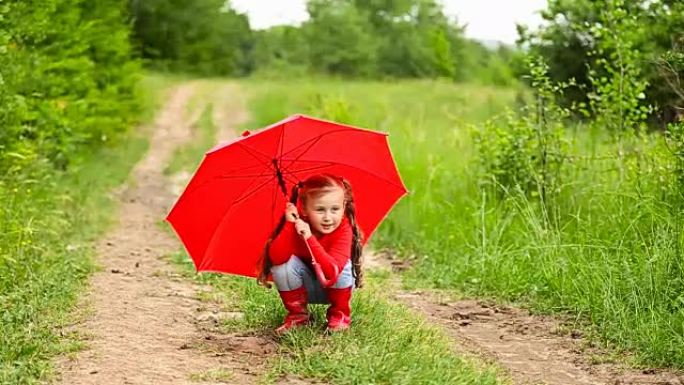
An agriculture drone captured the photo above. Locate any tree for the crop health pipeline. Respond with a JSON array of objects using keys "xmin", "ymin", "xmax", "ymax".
[
  {"xmin": 519, "ymin": 0, "xmax": 684, "ymax": 125},
  {"xmin": 302, "ymin": 0, "xmax": 467, "ymax": 78},
  {"xmin": 129, "ymin": 0, "xmax": 253, "ymax": 75},
  {"xmin": 0, "ymin": 0, "xmax": 139, "ymax": 172},
  {"xmin": 251, "ymin": 26, "xmax": 309, "ymax": 73},
  {"xmin": 305, "ymin": 0, "xmax": 377, "ymax": 76}
]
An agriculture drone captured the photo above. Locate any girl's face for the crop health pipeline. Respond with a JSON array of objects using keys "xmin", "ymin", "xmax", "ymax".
[{"xmin": 302, "ymin": 187, "xmax": 345, "ymax": 235}]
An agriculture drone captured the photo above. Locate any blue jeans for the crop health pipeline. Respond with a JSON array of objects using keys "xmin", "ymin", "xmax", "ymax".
[{"xmin": 271, "ymin": 256, "xmax": 354, "ymax": 304}]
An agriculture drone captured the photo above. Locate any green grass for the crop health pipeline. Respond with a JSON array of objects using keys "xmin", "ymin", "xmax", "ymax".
[
  {"xmin": 189, "ymin": 368, "xmax": 234, "ymax": 382},
  {"xmin": 168, "ymin": 251, "xmax": 505, "ymax": 385},
  {"xmin": 0, "ymin": 73, "xmax": 178, "ymax": 384},
  {"xmin": 137, "ymin": 71, "xmax": 198, "ymax": 123},
  {"xmin": 165, "ymin": 103, "xmax": 216, "ymax": 175},
  {"xmin": 239, "ymin": 77, "xmax": 684, "ymax": 369}
]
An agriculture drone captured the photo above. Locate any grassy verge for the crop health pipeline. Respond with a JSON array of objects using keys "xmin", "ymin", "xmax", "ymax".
[
  {"xmin": 0, "ymin": 73, "xmax": 178, "ymax": 384},
  {"xmin": 238, "ymin": 77, "xmax": 684, "ymax": 369}
]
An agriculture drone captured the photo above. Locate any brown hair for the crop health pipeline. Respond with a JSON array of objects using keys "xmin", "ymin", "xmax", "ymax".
[{"xmin": 256, "ymin": 174, "xmax": 364, "ymax": 288}]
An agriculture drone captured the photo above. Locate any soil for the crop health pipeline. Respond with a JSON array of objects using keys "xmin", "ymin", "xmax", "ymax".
[{"xmin": 368, "ymin": 250, "xmax": 684, "ymax": 385}]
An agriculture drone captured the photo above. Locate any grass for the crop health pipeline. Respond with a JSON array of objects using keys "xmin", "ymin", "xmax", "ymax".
[
  {"xmin": 238, "ymin": 77, "xmax": 684, "ymax": 369},
  {"xmin": 165, "ymin": 103, "xmax": 216, "ymax": 175},
  {"xmin": 0, "ymin": 72, "xmax": 179, "ymax": 384},
  {"xmin": 190, "ymin": 368, "xmax": 234, "ymax": 382},
  {"xmin": 168, "ymin": 251, "xmax": 505, "ymax": 385}
]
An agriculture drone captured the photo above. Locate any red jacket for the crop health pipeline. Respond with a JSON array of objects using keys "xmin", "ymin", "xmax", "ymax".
[{"xmin": 269, "ymin": 218, "xmax": 352, "ymax": 287}]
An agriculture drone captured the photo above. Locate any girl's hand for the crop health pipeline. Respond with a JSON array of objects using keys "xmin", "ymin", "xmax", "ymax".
[
  {"xmin": 285, "ymin": 202, "xmax": 298, "ymax": 223},
  {"xmin": 294, "ymin": 218, "xmax": 312, "ymax": 239}
]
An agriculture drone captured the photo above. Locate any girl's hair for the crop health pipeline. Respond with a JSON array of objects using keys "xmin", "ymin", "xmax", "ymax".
[{"xmin": 256, "ymin": 174, "xmax": 364, "ymax": 288}]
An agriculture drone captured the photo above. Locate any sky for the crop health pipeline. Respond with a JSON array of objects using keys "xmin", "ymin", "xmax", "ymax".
[{"xmin": 231, "ymin": 0, "xmax": 547, "ymax": 45}]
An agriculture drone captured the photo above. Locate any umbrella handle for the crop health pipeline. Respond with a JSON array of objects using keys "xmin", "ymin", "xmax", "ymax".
[
  {"xmin": 291, "ymin": 213, "xmax": 313, "ymax": 238},
  {"xmin": 291, "ymin": 213, "xmax": 307, "ymax": 236},
  {"xmin": 304, "ymin": 241, "xmax": 334, "ymax": 288}
]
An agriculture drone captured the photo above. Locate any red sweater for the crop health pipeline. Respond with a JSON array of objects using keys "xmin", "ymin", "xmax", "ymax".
[{"xmin": 269, "ymin": 218, "xmax": 352, "ymax": 287}]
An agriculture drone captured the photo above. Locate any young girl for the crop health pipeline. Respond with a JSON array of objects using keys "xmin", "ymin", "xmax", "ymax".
[{"xmin": 256, "ymin": 174, "xmax": 364, "ymax": 334}]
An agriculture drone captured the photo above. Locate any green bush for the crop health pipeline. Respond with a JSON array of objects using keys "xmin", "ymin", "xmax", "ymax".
[
  {"xmin": 0, "ymin": 0, "xmax": 140, "ymax": 174},
  {"xmin": 473, "ymin": 57, "xmax": 569, "ymax": 206},
  {"xmin": 0, "ymin": 1, "xmax": 145, "ymax": 382}
]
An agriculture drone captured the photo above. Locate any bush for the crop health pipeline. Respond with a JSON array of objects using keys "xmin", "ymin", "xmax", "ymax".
[{"xmin": 0, "ymin": 0, "xmax": 140, "ymax": 174}]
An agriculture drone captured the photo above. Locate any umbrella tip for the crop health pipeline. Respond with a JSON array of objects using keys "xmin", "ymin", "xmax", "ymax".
[{"xmin": 241, "ymin": 130, "xmax": 251, "ymax": 137}]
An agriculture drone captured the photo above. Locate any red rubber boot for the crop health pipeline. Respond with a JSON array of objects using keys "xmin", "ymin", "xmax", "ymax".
[
  {"xmin": 275, "ymin": 286, "xmax": 309, "ymax": 334},
  {"xmin": 324, "ymin": 287, "xmax": 352, "ymax": 332}
]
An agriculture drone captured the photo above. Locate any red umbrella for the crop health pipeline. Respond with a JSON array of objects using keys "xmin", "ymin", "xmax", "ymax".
[{"xmin": 166, "ymin": 114, "xmax": 407, "ymax": 278}]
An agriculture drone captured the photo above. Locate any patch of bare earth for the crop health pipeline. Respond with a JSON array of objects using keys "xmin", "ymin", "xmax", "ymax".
[
  {"xmin": 55, "ymin": 82, "xmax": 312, "ymax": 385},
  {"xmin": 367, "ymin": 250, "xmax": 684, "ymax": 385}
]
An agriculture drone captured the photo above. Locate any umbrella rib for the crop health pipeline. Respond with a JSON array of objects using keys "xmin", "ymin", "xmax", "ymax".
[
  {"xmin": 226, "ymin": 157, "xmax": 278, "ymax": 206},
  {"xmin": 270, "ymin": 170, "xmax": 279, "ymax": 230},
  {"xmin": 236, "ymin": 141, "xmax": 274, "ymax": 169},
  {"xmin": 279, "ymin": 158, "xmax": 407, "ymax": 191},
  {"xmin": 174, "ymin": 138, "xmax": 279, "ymax": 201},
  {"xmin": 280, "ymin": 172, "xmax": 302, "ymax": 189},
  {"xmin": 280, "ymin": 136, "xmax": 324, "ymax": 174},
  {"xmin": 269, "ymin": 165, "xmax": 299, "ymax": 191},
  {"xmin": 177, "ymin": 163, "xmax": 271, "ymax": 199},
  {"xmin": 216, "ymin": 162, "xmax": 269, "ymax": 177},
  {"xmin": 279, "ymin": 127, "xmax": 383, "ymax": 176},
  {"xmin": 195, "ymin": 169, "xmax": 277, "ymax": 268},
  {"xmin": 281, "ymin": 163, "xmax": 337, "ymax": 177},
  {"xmin": 213, "ymin": 172, "xmax": 277, "ymax": 180},
  {"xmin": 278, "ymin": 121, "xmax": 286, "ymax": 170},
  {"xmin": 278, "ymin": 170, "xmax": 300, "ymax": 186},
  {"xmin": 233, "ymin": 174, "xmax": 278, "ymax": 205},
  {"xmin": 279, "ymin": 128, "xmax": 377, "ymax": 159},
  {"xmin": 198, "ymin": 172, "xmax": 275, "ymax": 272}
]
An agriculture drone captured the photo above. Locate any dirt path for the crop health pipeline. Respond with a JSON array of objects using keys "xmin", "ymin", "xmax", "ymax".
[
  {"xmin": 56, "ymin": 83, "xmax": 276, "ymax": 385},
  {"xmin": 367, "ymin": 251, "xmax": 683, "ymax": 385}
]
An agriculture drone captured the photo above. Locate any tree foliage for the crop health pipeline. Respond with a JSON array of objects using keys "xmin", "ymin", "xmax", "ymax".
[
  {"xmin": 122, "ymin": 0, "xmax": 511, "ymax": 83},
  {"xmin": 251, "ymin": 26, "xmax": 309, "ymax": 76},
  {"xmin": 305, "ymin": 0, "xmax": 378, "ymax": 76},
  {"xmin": 0, "ymin": 0, "xmax": 139, "ymax": 173},
  {"xmin": 125, "ymin": 0, "xmax": 518, "ymax": 84},
  {"xmin": 298, "ymin": 0, "xmax": 468, "ymax": 78},
  {"xmin": 519, "ymin": 0, "xmax": 684, "ymax": 125},
  {"xmin": 474, "ymin": 57, "xmax": 569, "ymax": 205},
  {"xmin": 129, "ymin": 0, "xmax": 253, "ymax": 75}
]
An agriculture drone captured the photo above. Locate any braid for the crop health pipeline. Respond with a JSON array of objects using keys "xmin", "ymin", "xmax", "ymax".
[
  {"xmin": 341, "ymin": 179, "xmax": 364, "ymax": 288},
  {"xmin": 256, "ymin": 183, "xmax": 300, "ymax": 288}
]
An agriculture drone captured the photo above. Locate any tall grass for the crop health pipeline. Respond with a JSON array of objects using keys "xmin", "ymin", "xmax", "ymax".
[
  {"xmin": 0, "ymin": 73, "xmax": 177, "ymax": 384},
  {"xmin": 240, "ymin": 77, "xmax": 684, "ymax": 369}
]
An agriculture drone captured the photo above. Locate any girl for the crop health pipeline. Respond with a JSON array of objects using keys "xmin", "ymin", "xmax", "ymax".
[{"xmin": 256, "ymin": 174, "xmax": 364, "ymax": 334}]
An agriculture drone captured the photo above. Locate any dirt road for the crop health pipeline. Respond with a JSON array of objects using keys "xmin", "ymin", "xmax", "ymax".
[{"xmin": 57, "ymin": 83, "xmax": 277, "ymax": 385}]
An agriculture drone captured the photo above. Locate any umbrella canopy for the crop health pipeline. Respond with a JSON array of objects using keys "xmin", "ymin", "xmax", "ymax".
[{"xmin": 166, "ymin": 114, "xmax": 407, "ymax": 277}]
